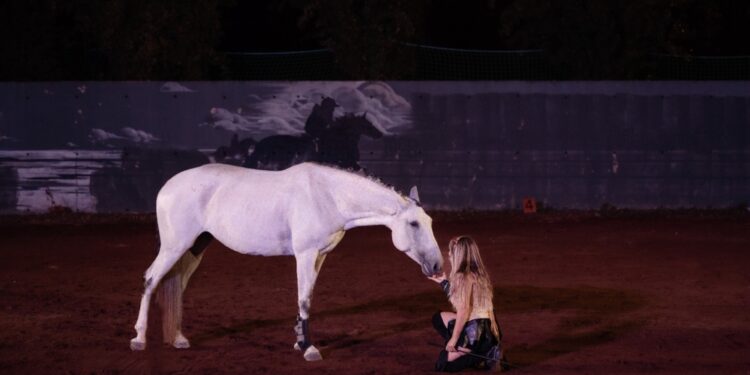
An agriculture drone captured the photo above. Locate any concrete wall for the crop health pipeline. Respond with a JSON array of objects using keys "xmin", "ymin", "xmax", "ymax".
[
  {"xmin": 365, "ymin": 87, "xmax": 749, "ymax": 209},
  {"xmin": 0, "ymin": 81, "xmax": 748, "ymax": 212}
]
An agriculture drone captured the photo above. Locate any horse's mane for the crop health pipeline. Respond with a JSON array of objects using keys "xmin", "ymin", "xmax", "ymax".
[{"xmin": 305, "ymin": 162, "xmax": 407, "ymax": 200}]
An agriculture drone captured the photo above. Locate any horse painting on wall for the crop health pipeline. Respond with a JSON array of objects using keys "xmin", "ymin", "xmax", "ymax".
[{"xmin": 244, "ymin": 112, "xmax": 383, "ymax": 171}]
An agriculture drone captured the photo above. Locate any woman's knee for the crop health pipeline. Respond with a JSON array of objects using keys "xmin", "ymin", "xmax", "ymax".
[
  {"xmin": 447, "ymin": 351, "xmax": 466, "ymax": 362},
  {"xmin": 440, "ymin": 311, "xmax": 456, "ymax": 327}
]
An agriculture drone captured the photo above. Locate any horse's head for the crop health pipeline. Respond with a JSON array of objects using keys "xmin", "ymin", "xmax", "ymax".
[{"xmin": 388, "ymin": 186, "xmax": 443, "ymax": 276}]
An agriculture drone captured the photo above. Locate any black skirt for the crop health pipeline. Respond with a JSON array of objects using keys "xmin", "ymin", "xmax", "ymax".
[{"xmin": 432, "ymin": 312, "xmax": 501, "ymax": 372}]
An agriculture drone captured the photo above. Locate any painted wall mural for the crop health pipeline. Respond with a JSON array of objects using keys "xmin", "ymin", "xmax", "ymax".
[{"xmin": 0, "ymin": 81, "xmax": 748, "ymax": 213}]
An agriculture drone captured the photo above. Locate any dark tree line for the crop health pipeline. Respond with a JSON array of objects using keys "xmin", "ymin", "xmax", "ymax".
[
  {"xmin": 495, "ymin": 0, "xmax": 750, "ymax": 78},
  {"xmin": 1, "ymin": 0, "xmax": 748, "ymax": 80},
  {"xmin": 0, "ymin": 0, "xmax": 231, "ymax": 80}
]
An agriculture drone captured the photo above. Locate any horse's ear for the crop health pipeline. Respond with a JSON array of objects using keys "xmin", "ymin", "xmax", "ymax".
[{"xmin": 409, "ymin": 186, "xmax": 420, "ymax": 203}]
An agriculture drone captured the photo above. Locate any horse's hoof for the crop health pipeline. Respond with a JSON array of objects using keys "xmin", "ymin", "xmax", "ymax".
[
  {"xmin": 173, "ymin": 338, "xmax": 190, "ymax": 349},
  {"xmin": 130, "ymin": 338, "xmax": 146, "ymax": 351},
  {"xmin": 303, "ymin": 345, "xmax": 322, "ymax": 361},
  {"xmin": 294, "ymin": 342, "xmax": 301, "ymax": 351},
  {"xmin": 172, "ymin": 332, "xmax": 191, "ymax": 349}
]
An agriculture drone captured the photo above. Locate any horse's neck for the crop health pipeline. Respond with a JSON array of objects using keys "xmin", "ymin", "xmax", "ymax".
[{"xmin": 320, "ymin": 169, "xmax": 403, "ymax": 229}]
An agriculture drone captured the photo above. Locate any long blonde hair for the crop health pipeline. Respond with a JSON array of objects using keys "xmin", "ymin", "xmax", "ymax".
[{"xmin": 447, "ymin": 235, "xmax": 499, "ymax": 339}]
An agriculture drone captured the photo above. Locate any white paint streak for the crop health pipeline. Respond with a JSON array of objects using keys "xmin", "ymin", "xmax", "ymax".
[
  {"xmin": 201, "ymin": 81, "xmax": 412, "ymax": 136},
  {"xmin": 611, "ymin": 152, "xmax": 619, "ymax": 174}
]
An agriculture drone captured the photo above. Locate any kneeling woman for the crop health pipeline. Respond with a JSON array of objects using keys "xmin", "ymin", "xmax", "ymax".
[{"xmin": 429, "ymin": 236, "xmax": 504, "ymax": 372}]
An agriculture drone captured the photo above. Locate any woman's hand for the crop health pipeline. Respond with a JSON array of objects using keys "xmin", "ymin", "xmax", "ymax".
[
  {"xmin": 445, "ymin": 337, "xmax": 458, "ymax": 352},
  {"xmin": 428, "ymin": 273, "xmax": 446, "ymax": 283}
]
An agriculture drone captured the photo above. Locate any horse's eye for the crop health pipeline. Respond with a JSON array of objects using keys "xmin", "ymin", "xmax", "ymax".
[{"xmin": 409, "ymin": 221, "xmax": 419, "ymax": 228}]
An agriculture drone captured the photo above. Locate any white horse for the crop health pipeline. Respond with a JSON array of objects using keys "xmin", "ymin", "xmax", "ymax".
[{"xmin": 130, "ymin": 162, "xmax": 443, "ymax": 361}]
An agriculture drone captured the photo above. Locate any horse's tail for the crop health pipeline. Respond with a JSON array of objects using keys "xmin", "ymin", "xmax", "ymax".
[{"xmin": 156, "ymin": 250, "xmax": 204, "ymax": 344}]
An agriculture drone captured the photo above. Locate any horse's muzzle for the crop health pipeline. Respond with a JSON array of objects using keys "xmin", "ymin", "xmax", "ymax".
[{"xmin": 422, "ymin": 261, "xmax": 443, "ymax": 276}]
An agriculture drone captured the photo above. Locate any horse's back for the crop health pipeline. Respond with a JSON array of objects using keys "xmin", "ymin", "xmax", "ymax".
[
  {"xmin": 157, "ymin": 163, "xmax": 329, "ymax": 253},
  {"xmin": 160, "ymin": 163, "xmax": 243, "ymax": 197},
  {"xmin": 159, "ymin": 163, "xmax": 294, "ymax": 204},
  {"xmin": 188, "ymin": 162, "xmax": 336, "ymax": 222}
]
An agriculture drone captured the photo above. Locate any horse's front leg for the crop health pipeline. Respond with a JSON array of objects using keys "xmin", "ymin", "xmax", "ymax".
[{"xmin": 293, "ymin": 250, "xmax": 327, "ymax": 361}]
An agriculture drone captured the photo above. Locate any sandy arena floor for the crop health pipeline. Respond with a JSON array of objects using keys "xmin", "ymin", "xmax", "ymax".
[{"xmin": 0, "ymin": 212, "xmax": 748, "ymax": 374}]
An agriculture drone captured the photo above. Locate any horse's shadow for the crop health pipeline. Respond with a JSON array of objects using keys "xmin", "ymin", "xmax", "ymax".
[{"xmin": 190, "ymin": 285, "xmax": 646, "ymax": 369}]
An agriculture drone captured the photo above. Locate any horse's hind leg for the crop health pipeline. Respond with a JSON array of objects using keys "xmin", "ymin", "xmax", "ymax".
[
  {"xmin": 169, "ymin": 232, "xmax": 212, "ymax": 348},
  {"xmin": 131, "ymin": 232, "xmax": 210, "ymax": 351},
  {"xmin": 130, "ymin": 236, "xmax": 201, "ymax": 350},
  {"xmin": 130, "ymin": 248, "xmax": 185, "ymax": 350}
]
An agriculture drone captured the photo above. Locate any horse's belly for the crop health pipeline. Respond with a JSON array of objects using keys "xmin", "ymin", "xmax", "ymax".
[
  {"xmin": 234, "ymin": 244, "xmax": 293, "ymax": 256},
  {"xmin": 201, "ymin": 181, "xmax": 296, "ymax": 256},
  {"xmin": 219, "ymin": 232, "xmax": 293, "ymax": 256},
  {"xmin": 209, "ymin": 225, "xmax": 294, "ymax": 257}
]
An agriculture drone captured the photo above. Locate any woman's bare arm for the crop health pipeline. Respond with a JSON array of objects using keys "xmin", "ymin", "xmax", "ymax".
[{"xmin": 446, "ymin": 283, "xmax": 473, "ymax": 352}]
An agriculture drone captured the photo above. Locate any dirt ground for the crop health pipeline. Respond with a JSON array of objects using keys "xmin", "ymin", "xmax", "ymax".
[{"xmin": 0, "ymin": 211, "xmax": 748, "ymax": 374}]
